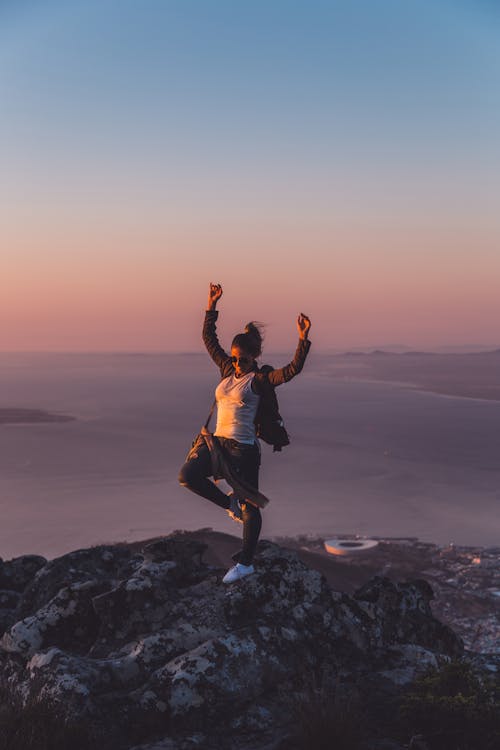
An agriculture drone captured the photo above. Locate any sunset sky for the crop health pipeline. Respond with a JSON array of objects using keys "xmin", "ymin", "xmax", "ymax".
[{"xmin": 1, "ymin": 0, "xmax": 499, "ymax": 352}]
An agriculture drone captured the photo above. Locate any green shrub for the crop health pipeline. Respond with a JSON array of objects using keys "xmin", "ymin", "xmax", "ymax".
[
  {"xmin": 288, "ymin": 674, "xmax": 364, "ymax": 750},
  {"xmin": 400, "ymin": 660, "xmax": 500, "ymax": 750}
]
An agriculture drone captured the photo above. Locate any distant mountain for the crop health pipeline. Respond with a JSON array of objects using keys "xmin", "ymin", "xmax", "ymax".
[
  {"xmin": 334, "ymin": 344, "xmax": 413, "ymax": 354},
  {"xmin": 402, "ymin": 351, "xmax": 437, "ymax": 356},
  {"xmin": 341, "ymin": 349, "xmax": 431, "ymax": 357},
  {"xmin": 339, "ymin": 347, "xmax": 500, "ymax": 357},
  {"xmin": 435, "ymin": 344, "xmax": 499, "ymax": 354}
]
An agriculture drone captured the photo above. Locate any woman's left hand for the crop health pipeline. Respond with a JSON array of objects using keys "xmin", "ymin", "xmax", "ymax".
[{"xmin": 297, "ymin": 313, "xmax": 311, "ymax": 340}]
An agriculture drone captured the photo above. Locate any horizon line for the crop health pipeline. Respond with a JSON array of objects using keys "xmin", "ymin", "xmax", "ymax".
[{"xmin": 1, "ymin": 344, "xmax": 499, "ymax": 356}]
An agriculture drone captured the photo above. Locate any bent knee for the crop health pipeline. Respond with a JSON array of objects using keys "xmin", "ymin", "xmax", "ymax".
[{"xmin": 178, "ymin": 465, "xmax": 190, "ymax": 487}]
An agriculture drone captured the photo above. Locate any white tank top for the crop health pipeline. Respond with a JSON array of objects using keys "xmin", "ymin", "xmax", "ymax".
[{"xmin": 214, "ymin": 371, "xmax": 260, "ymax": 444}]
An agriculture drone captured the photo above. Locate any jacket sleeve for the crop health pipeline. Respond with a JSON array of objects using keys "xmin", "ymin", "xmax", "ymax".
[
  {"xmin": 265, "ymin": 339, "xmax": 311, "ymax": 387},
  {"xmin": 203, "ymin": 310, "xmax": 232, "ymax": 372}
]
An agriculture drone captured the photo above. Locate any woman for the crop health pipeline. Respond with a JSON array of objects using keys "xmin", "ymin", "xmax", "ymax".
[{"xmin": 179, "ymin": 282, "xmax": 311, "ymax": 584}]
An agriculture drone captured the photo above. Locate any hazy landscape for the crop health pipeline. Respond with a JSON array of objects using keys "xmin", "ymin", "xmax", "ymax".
[
  {"xmin": 1, "ymin": 349, "xmax": 499, "ymax": 560},
  {"xmin": 330, "ymin": 347, "xmax": 500, "ymax": 401}
]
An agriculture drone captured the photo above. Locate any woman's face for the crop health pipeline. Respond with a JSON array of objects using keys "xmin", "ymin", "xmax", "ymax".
[{"xmin": 230, "ymin": 346, "xmax": 255, "ymax": 377}]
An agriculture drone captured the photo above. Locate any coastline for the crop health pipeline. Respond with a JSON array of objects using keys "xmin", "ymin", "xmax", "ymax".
[
  {"xmin": 0, "ymin": 408, "xmax": 75, "ymax": 425},
  {"xmin": 328, "ymin": 375, "xmax": 500, "ymax": 403}
]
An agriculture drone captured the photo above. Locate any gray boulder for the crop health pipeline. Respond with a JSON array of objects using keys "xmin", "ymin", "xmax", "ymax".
[{"xmin": 0, "ymin": 534, "xmax": 463, "ymax": 749}]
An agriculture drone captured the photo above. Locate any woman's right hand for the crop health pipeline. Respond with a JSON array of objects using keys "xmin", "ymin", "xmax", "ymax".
[{"xmin": 207, "ymin": 282, "xmax": 223, "ymax": 310}]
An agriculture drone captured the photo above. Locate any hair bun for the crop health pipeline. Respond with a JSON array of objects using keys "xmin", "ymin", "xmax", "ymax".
[
  {"xmin": 245, "ymin": 321, "xmax": 265, "ymax": 341},
  {"xmin": 231, "ymin": 321, "xmax": 265, "ymax": 358}
]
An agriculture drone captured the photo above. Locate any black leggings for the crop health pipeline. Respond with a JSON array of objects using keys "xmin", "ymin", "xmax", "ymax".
[{"xmin": 178, "ymin": 438, "xmax": 262, "ymax": 566}]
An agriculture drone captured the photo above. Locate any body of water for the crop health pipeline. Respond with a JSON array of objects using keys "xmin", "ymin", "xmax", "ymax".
[{"xmin": 1, "ymin": 352, "xmax": 499, "ymax": 559}]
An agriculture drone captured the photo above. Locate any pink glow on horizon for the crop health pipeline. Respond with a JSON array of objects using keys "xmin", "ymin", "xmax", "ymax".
[{"xmin": 2, "ymin": 220, "xmax": 500, "ymax": 352}]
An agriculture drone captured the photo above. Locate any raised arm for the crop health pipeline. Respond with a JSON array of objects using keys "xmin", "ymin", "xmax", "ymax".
[
  {"xmin": 266, "ymin": 313, "xmax": 312, "ymax": 386},
  {"xmin": 203, "ymin": 283, "xmax": 231, "ymax": 371}
]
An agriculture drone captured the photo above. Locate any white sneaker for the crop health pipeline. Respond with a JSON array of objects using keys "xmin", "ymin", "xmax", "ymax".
[
  {"xmin": 222, "ymin": 563, "xmax": 255, "ymax": 584},
  {"xmin": 225, "ymin": 492, "xmax": 243, "ymax": 524}
]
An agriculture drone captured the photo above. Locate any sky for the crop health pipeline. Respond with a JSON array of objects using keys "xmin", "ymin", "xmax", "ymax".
[{"xmin": 1, "ymin": 0, "xmax": 499, "ymax": 352}]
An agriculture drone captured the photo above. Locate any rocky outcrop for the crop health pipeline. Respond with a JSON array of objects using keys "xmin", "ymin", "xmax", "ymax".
[{"xmin": 0, "ymin": 534, "xmax": 463, "ymax": 749}]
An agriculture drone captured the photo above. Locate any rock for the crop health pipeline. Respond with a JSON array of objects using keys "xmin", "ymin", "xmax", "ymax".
[
  {"xmin": 0, "ymin": 533, "xmax": 467, "ymax": 749},
  {"xmin": 0, "ymin": 555, "xmax": 46, "ymax": 592},
  {"xmin": 223, "ymin": 542, "xmax": 336, "ymax": 632},
  {"xmin": 409, "ymin": 736, "xmax": 430, "ymax": 750},
  {"xmin": 377, "ymin": 643, "xmax": 442, "ymax": 686},
  {"xmin": 0, "ymin": 590, "xmax": 21, "ymax": 609},
  {"xmin": 0, "ymin": 608, "xmax": 18, "ymax": 637},
  {"xmin": 354, "ymin": 576, "xmax": 463, "ymax": 656},
  {"xmin": 17, "ymin": 545, "xmax": 136, "ymax": 618},
  {"xmin": 139, "ymin": 624, "xmax": 313, "ymax": 723},
  {"xmin": 142, "ymin": 538, "xmax": 207, "ymax": 569},
  {"xmin": 1, "ymin": 579, "xmax": 108, "ymax": 657}
]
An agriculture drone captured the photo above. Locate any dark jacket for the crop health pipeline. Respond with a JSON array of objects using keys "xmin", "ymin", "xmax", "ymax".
[{"xmin": 203, "ymin": 310, "xmax": 311, "ymax": 451}]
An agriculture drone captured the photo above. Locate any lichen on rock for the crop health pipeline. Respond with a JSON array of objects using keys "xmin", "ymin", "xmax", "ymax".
[{"xmin": 0, "ymin": 533, "xmax": 464, "ymax": 749}]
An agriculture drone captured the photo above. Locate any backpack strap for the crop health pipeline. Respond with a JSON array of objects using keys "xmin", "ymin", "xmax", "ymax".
[{"xmin": 204, "ymin": 399, "xmax": 217, "ymax": 430}]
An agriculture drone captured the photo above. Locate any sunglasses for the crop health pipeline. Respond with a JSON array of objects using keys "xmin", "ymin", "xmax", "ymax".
[{"xmin": 231, "ymin": 355, "xmax": 251, "ymax": 365}]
